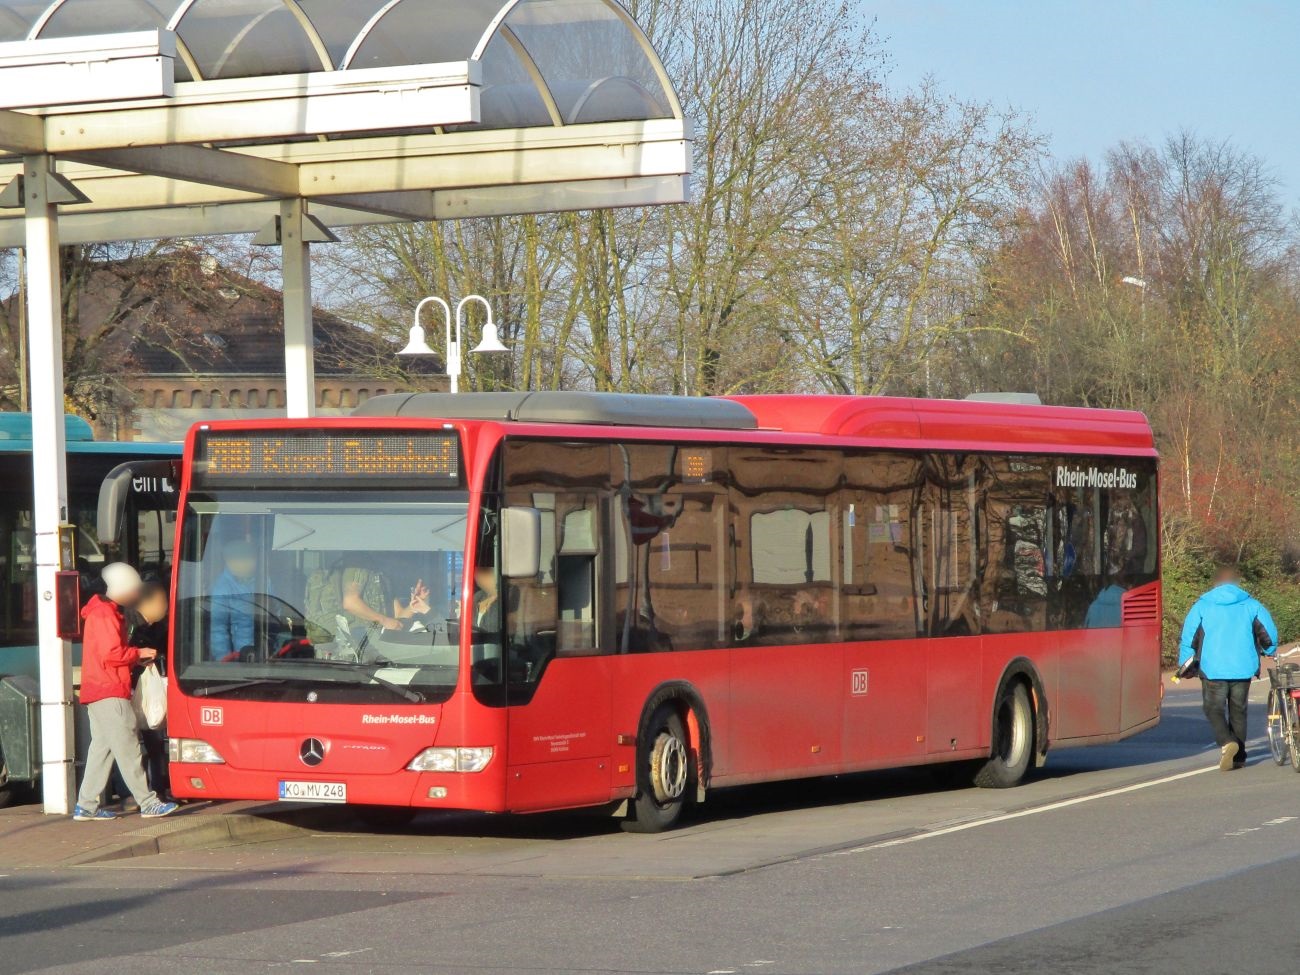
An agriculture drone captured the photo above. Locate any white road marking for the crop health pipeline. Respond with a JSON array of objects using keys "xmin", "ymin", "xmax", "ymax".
[
  {"xmin": 1227, "ymin": 815, "xmax": 1299, "ymax": 837},
  {"xmin": 833, "ymin": 764, "xmax": 1221, "ymax": 855}
]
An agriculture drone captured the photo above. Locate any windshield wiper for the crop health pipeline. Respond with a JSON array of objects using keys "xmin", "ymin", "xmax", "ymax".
[
  {"xmin": 363, "ymin": 668, "xmax": 425, "ymax": 704},
  {"xmin": 194, "ymin": 677, "xmax": 287, "ymax": 697},
  {"xmin": 273, "ymin": 659, "xmax": 426, "ymax": 703}
]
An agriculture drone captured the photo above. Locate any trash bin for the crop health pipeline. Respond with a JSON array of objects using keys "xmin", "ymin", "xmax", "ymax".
[
  {"xmin": 0, "ymin": 676, "xmax": 92, "ymax": 806},
  {"xmin": 0, "ymin": 675, "xmax": 39, "ymax": 793}
]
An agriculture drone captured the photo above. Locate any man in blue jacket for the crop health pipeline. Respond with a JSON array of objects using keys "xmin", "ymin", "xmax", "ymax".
[{"xmin": 1180, "ymin": 566, "xmax": 1279, "ymax": 770}]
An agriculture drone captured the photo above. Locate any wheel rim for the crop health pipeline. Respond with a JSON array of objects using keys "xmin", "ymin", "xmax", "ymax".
[
  {"xmin": 1287, "ymin": 698, "xmax": 1300, "ymax": 772},
  {"xmin": 996, "ymin": 689, "xmax": 1031, "ymax": 768},
  {"xmin": 1268, "ymin": 690, "xmax": 1289, "ymax": 764},
  {"xmin": 650, "ymin": 731, "xmax": 689, "ymax": 804}
]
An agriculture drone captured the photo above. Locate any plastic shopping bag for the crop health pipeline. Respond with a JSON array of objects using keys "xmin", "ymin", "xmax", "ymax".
[{"xmin": 132, "ymin": 663, "xmax": 168, "ymax": 730}]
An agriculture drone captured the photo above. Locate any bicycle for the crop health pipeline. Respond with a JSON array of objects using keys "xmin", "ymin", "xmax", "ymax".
[{"xmin": 1266, "ymin": 649, "xmax": 1300, "ymax": 770}]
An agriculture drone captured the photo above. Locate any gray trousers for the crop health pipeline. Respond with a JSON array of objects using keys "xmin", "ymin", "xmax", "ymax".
[{"xmin": 76, "ymin": 698, "xmax": 157, "ymax": 813}]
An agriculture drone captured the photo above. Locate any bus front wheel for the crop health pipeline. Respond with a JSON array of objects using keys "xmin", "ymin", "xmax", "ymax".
[
  {"xmin": 622, "ymin": 705, "xmax": 693, "ymax": 834},
  {"xmin": 973, "ymin": 682, "xmax": 1034, "ymax": 789}
]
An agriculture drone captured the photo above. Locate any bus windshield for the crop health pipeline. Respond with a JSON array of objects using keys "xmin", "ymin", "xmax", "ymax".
[{"xmin": 174, "ymin": 493, "xmax": 471, "ymax": 703}]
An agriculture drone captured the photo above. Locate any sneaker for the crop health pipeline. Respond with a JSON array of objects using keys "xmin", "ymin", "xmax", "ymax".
[
  {"xmin": 1219, "ymin": 742, "xmax": 1240, "ymax": 771},
  {"xmin": 140, "ymin": 800, "xmax": 179, "ymax": 819},
  {"xmin": 72, "ymin": 805, "xmax": 117, "ymax": 821}
]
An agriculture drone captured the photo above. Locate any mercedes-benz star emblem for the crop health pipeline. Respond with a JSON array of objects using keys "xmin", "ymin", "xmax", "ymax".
[{"xmin": 299, "ymin": 738, "xmax": 325, "ymax": 767}]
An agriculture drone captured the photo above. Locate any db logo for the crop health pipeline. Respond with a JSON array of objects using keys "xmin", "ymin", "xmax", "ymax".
[
  {"xmin": 200, "ymin": 706, "xmax": 224, "ymax": 727},
  {"xmin": 850, "ymin": 670, "xmax": 869, "ymax": 697}
]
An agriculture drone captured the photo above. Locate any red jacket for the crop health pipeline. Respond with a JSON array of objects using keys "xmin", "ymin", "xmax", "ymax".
[{"xmin": 79, "ymin": 595, "xmax": 141, "ymax": 705}]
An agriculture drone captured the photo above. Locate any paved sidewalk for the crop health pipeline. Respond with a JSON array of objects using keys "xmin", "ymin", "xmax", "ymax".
[{"xmin": 0, "ymin": 799, "xmax": 338, "ymax": 869}]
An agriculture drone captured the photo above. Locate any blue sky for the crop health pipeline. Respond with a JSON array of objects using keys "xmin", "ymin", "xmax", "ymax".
[{"xmin": 870, "ymin": 0, "xmax": 1300, "ymax": 211}]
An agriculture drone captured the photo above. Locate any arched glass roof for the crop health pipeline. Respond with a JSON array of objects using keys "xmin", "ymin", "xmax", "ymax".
[
  {"xmin": 0, "ymin": 0, "xmax": 678, "ymax": 128},
  {"xmin": 0, "ymin": 0, "xmax": 691, "ymax": 246}
]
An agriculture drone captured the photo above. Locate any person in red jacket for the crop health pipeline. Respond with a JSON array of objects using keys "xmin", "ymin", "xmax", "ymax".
[{"xmin": 73, "ymin": 563, "xmax": 179, "ymax": 821}]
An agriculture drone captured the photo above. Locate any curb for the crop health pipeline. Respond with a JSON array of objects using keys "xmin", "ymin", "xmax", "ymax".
[{"xmin": 69, "ymin": 802, "xmax": 347, "ymax": 866}]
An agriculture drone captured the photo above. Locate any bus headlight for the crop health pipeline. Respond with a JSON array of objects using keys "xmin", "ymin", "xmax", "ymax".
[
  {"xmin": 169, "ymin": 738, "xmax": 226, "ymax": 764},
  {"xmin": 407, "ymin": 747, "xmax": 494, "ymax": 773}
]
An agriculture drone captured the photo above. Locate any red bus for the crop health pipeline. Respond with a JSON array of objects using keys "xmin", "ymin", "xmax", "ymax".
[{"xmin": 165, "ymin": 392, "xmax": 1160, "ymax": 832}]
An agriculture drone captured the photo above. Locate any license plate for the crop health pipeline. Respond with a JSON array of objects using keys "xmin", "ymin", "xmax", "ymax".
[{"xmin": 279, "ymin": 780, "xmax": 347, "ymax": 803}]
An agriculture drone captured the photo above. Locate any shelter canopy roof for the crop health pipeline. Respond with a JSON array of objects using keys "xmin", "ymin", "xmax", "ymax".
[
  {"xmin": 0, "ymin": 0, "xmax": 676, "ymax": 127},
  {"xmin": 0, "ymin": 0, "xmax": 691, "ymax": 244}
]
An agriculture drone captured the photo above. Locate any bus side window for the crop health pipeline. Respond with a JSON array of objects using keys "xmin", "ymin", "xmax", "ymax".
[
  {"xmin": 841, "ymin": 452, "xmax": 924, "ymax": 642},
  {"xmin": 731, "ymin": 447, "xmax": 840, "ymax": 648},
  {"xmin": 614, "ymin": 444, "xmax": 730, "ymax": 653},
  {"xmin": 982, "ymin": 456, "xmax": 1049, "ymax": 633},
  {"xmin": 918, "ymin": 455, "xmax": 981, "ymax": 638}
]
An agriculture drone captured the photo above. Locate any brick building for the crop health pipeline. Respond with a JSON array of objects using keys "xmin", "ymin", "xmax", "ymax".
[{"xmin": 1, "ymin": 249, "xmax": 443, "ymax": 441}]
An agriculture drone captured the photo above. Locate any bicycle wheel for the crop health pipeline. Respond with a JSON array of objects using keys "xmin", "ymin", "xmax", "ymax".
[
  {"xmin": 1268, "ymin": 687, "xmax": 1290, "ymax": 765},
  {"xmin": 1286, "ymin": 695, "xmax": 1300, "ymax": 774}
]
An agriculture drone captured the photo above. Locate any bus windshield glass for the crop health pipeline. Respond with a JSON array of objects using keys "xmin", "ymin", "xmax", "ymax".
[{"xmin": 175, "ymin": 494, "xmax": 470, "ymax": 703}]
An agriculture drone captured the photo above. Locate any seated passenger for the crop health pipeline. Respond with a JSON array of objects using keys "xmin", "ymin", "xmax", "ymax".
[
  {"xmin": 1085, "ymin": 577, "xmax": 1128, "ymax": 629},
  {"xmin": 304, "ymin": 562, "xmax": 431, "ymax": 648},
  {"xmin": 471, "ymin": 565, "xmax": 501, "ymax": 632},
  {"xmin": 211, "ymin": 540, "xmax": 257, "ymax": 660},
  {"xmin": 340, "ymin": 565, "xmax": 430, "ymax": 634}
]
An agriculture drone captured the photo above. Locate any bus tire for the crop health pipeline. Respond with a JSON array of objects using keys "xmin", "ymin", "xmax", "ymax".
[
  {"xmin": 622, "ymin": 705, "xmax": 693, "ymax": 834},
  {"xmin": 973, "ymin": 681, "xmax": 1034, "ymax": 789}
]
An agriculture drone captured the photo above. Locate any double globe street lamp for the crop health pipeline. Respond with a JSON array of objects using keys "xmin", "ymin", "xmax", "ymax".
[{"xmin": 399, "ymin": 294, "xmax": 509, "ymax": 393}]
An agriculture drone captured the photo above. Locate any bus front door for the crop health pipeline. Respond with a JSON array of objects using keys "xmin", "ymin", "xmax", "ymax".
[{"xmin": 505, "ymin": 655, "xmax": 613, "ymax": 812}]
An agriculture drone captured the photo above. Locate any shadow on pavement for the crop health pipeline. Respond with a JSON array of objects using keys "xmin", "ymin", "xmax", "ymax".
[{"xmin": 308, "ymin": 701, "xmax": 1205, "ymax": 841}]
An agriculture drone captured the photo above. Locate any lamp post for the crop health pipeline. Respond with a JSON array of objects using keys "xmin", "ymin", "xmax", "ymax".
[
  {"xmin": 1121, "ymin": 274, "xmax": 1149, "ymax": 321},
  {"xmin": 399, "ymin": 294, "xmax": 509, "ymax": 393},
  {"xmin": 1121, "ymin": 275, "xmax": 1149, "ymax": 389}
]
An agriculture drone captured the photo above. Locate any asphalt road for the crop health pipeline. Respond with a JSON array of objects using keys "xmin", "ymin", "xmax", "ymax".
[{"xmin": 4, "ymin": 683, "xmax": 1300, "ymax": 975}]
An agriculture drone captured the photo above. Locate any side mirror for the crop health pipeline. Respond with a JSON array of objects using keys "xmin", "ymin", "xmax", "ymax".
[
  {"xmin": 97, "ymin": 459, "xmax": 180, "ymax": 550},
  {"xmin": 501, "ymin": 507, "xmax": 542, "ymax": 579}
]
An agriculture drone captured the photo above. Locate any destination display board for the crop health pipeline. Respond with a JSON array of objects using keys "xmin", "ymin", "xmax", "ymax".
[{"xmin": 195, "ymin": 433, "xmax": 460, "ymax": 486}]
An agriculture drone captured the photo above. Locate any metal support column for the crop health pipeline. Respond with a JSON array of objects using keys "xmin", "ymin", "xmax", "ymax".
[
  {"xmin": 23, "ymin": 155, "xmax": 74, "ymax": 815},
  {"xmin": 280, "ymin": 199, "xmax": 316, "ymax": 419}
]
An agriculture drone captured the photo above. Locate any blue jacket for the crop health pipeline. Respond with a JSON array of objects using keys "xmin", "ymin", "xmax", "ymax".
[
  {"xmin": 211, "ymin": 569, "xmax": 256, "ymax": 658},
  {"xmin": 1179, "ymin": 584, "xmax": 1278, "ymax": 680}
]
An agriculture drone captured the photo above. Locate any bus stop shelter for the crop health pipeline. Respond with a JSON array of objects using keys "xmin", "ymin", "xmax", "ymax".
[{"xmin": 0, "ymin": 0, "xmax": 691, "ymax": 814}]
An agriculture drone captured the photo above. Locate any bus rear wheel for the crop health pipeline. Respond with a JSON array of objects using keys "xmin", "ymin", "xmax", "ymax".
[
  {"xmin": 622, "ymin": 705, "xmax": 693, "ymax": 834},
  {"xmin": 973, "ymin": 682, "xmax": 1034, "ymax": 789}
]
